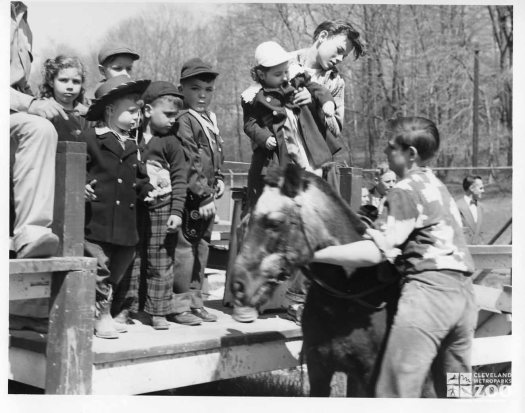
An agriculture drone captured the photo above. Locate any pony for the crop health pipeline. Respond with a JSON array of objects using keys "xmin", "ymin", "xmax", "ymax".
[{"xmin": 229, "ymin": 164, "xmax": 403, "ymax": 397}]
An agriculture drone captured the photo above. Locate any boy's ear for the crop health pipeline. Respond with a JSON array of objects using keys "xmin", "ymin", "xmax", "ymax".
[
  {"xmin": 408, "ymin": 146, "xmax": 418, "ymax": 160},
  {"xmin": 177, "ymin": 84, "xmax": 183, "ymax": 93},
  {"xmin": 98, "ymin": 65, "xmax": 106, "ymax": 78},
  {"xmin": 144, "ymin": 103, "xmax": 153, "ymax": 118},
  {"xmin": 317, "ymin": 30, "xmax": 329, "ymax": 43}
]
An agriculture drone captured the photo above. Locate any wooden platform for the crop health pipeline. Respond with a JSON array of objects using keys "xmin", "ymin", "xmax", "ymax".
[{"xmin": 9, "ymin": 301, "xmax": 301, "ymax": 395}]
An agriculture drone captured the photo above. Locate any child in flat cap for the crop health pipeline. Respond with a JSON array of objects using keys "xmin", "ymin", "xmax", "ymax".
[
  {"xmin": 169, "ymin": 57, "xmax": 224, "ymax": 325},
  {"xmin": 120, "ymin": 81, "xmax": 188, "ymax": 330},
  {"xmin": 83, "ymin": 75, "xmax": 155, "ymax": 339},
  {"xmin": 98, "ymin": 42, "xmax": 140, "ymax": 81},
  {"xmin": 241, "ymin": 41, "xmax": 342, "ymax": 212}
]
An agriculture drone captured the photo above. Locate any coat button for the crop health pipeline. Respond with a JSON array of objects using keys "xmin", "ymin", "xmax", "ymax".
[
  {"xmin": 272, "ymin": 110, "xmax": 278, "ymax": 116},
  {"xmin": 129, "ymin": 203, "xmax": 135, "ymax": 208},
  {"xmin": 266, "ymin": 97, "xmax": 271, "ymax": 102},
  {"xmin": 120, "ymin": 159, "xmax": 123, "ymax": 163},
  {"xmin": 132, "ymin": 164, "xmax": 137, "ymax": 168},
  {"xmin": 132, "ymin": 183, "xmax": 136, "ymax": 188},
  {"xmin": 115, "ymin": 200, "xmax": 120, "ymax": 205},
  {"xmin": 117, "ymin": 178, "xmax": 123, "ymax": 184}
]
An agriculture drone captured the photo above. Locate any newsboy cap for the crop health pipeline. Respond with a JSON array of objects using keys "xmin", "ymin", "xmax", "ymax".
[
  {"xmin": 86, "ymin": 75, "xmax": 150, "ymax": 121},
  {"xmin": 180, "ymin": 57, "xmax": 219, "ymax": 81},
  {"xmin": 142, "ymin": 81, "xmax": 184, "ymax": 104},
  {"xmin": 98, "ymin": 42, "xmax": 140, "ymax": 65}
]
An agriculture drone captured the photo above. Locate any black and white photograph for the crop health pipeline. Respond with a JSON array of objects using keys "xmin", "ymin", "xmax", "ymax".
[{"xmin": 5, "ymin": 0, "xmax": 523, "ymax": 411}]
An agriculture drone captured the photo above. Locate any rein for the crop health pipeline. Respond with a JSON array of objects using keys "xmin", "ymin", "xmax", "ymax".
[{"xmin": 291, "ymin": 200, "xmax": 393, "ymax": 312}]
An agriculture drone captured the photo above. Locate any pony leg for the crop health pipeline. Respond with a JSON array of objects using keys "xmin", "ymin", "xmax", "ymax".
[{"xmin": 307, "ymin": 360, "xmax": 334, "ymax": 397}]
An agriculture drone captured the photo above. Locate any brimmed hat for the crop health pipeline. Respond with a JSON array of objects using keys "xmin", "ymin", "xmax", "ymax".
[
  {"xmin": 255, "ymin": 41, "xmax": 291, "ymax": 68},
  {"xmin": 98, "ymin": 42, "xmax": 140, "ymax": 65},
  {"xmin": 142, "ymin": 81, "xmax": 184, "ymax": 104},
  {"xmin": 86, "ymin": 75, "xmax": 151, "ymax": 121},
  {"xmin": 180, "ymin": 57, "xmax": 219, "ymax": 81}
]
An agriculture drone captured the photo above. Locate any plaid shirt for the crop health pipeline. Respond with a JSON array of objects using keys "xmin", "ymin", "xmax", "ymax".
[{"xmin": 375, "ymin": 168, "xmax": 474, "ymax": 276}]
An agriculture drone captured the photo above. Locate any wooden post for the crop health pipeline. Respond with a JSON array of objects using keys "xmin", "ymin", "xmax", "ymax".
[
  {"xmin": 52, "ymin": 141, "xmax": 87, "ymax": 257},
  {"xmin": 46, "ymin": 261, "xmax": 96, "ymax": 394},
  {"xmin": 222, "ymin": 187, "xmax": 245, "ymax": 306},
  {"xmin": 339, "ymin": 167, "xmax": 363, "ymax": 211}
]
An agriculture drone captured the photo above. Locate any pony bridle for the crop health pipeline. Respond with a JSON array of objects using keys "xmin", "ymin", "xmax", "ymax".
[{"xmin": 287, "ymin": 198, "xmax": 392, "ymax": 312}]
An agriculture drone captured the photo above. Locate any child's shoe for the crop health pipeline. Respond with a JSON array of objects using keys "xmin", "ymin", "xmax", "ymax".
[
  {"xmin": 191, "ymin": 307, "xmax": 218, "ymax": 322},
  {"xmin": 151, "ymin": 316, "xmax": 170, "ymax": 330},
  {"xmin": 168, "ymin": 311, "xmax": 202, "ymax": 326}
]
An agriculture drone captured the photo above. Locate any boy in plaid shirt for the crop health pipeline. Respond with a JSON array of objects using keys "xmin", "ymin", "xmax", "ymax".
[{"xmin": 313, "ymin": 117, "xmax": 477, "ymax": 397}]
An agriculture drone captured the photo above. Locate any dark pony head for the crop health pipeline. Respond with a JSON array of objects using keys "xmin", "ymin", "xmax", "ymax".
[{"xmin": 230, "ymin": 164, "xmax": 367, "ymax": 308}]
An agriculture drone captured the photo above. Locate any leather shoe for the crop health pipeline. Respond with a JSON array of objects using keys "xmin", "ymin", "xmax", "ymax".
[
  {"xmin": 167, "ymin": 311, "xmax": 202, "ymax": 326},
  {"xmin": 151, "ymin": 316, "xmax": 170, "ymax": 330},
  {"xmin": 17, "ymin": 233, "xmax": 59, "ymax": 259},
  {"xmin": 191, "ymin": 307, "xmax": 217, "ymax": 322}
]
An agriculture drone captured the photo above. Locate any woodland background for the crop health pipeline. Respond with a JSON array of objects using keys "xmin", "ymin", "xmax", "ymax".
[{"xmin": 29, "ymin": 3, "xmax": 513, "ymax": 171}]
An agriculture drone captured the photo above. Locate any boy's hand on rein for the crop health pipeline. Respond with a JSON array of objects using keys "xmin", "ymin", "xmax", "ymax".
[
  {"xmin": 293, "ymin": 87, "xmax": 312, "ymax": 106},
  {"xmin": 265, "ymin": 136, "xmax": 277, "ymax": 150},
  {"xmin": 85, "ymin": 179, "xmax": 97, "ymax": 201},
  {"xmin": 199, "ymin": 201, "xmax": 216, "ymax": 220},
  {"xmin": 166, "ymin": 215, "xmax": 182, "ymax": 233}
]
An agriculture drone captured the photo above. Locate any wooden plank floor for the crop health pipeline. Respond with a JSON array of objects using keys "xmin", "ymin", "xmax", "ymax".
[{"xmin": 93, "ymin": 300, "xmax": 301, "ymax": 364}]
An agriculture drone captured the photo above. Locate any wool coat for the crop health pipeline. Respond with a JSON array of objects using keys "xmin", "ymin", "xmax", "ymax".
[{"xmin": 84, "ymin": 127, "xmax": 154, "ymax": 246}]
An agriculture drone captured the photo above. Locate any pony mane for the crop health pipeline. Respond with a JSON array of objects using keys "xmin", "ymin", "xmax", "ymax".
[{"xmin": 303, "ymin": 171, "xmax": 368, "ymax": 236}]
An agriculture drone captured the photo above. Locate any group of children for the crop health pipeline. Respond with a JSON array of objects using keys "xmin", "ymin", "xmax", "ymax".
[
  {"xmin": 39, "ymin": 43, "xmax": 225, "ymax": 338},
  {"xmin": 37, "ymin": 28, "xmax": 478, "ymax": 398}
]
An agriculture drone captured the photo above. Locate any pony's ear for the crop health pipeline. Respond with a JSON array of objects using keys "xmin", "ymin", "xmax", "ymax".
[{"xmin": 281, "ymin": 164, "xmax": 304, "ymax": 198}]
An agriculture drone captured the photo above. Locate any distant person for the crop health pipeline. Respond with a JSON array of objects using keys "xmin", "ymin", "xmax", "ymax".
[
  {"xmin": 368, "ymin": 163, "xmax": 396, "ymax": 215},
  {"xmin": 456, "ymin": 175, "xmax": 485, "ymax": 244},
  {"xmin": 38, "ymin": 55, "xmax": 89, "ymax": 141},
  {"xmin": 10, "ymin": 1, "xmax": 63, "ymax": 259},
  {"xmin": 170, "ymin": 58, "xmax": 225, "ymax": 325},
  {"xmin": 83, "ymin": 75, "xmax": 153, "ymax": 339}
]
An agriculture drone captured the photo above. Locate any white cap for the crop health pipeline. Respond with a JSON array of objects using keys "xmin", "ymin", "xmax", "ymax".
[{"xmin": 254, "ymin": 41, "xmax": 291, "ymax": 67}]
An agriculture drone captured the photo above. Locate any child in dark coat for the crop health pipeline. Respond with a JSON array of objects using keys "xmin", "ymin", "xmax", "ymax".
[
  {"xmin": 83, "ymin": 75, "xmax": 154, "ymax": 339},
  {"xmin": 241, "ymin": 41, "xmax": 342, "ymax": 211}
]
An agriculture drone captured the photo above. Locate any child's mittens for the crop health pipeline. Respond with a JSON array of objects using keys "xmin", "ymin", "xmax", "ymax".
[
  {"xmin": 322, "ymin": 101, "xmax": 340, "ymax": 136},
  {"xmin": 265, "ymin": 136, "xmax": 277, "ymax": 150}
]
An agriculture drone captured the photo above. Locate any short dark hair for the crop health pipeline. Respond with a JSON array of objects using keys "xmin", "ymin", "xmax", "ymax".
[
  {"xmin": 387, "ymin": 117, "xmax": 440, "ymax": 161},
  {"xmin": 180, "ymin": 73, "xmax": 217, "ymax": 84},
  {"xmin": 313, "ymin": 20, "xmax": 365, "ymax": 59},
  {"xmin": 150, "ymin": 94, "xmax": 184, "ymax": 108},
  {"xmin": 462, "ymin": 175, "xmax": 483, "ymax": 192}
]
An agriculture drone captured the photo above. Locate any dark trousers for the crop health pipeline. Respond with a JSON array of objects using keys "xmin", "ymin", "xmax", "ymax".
[
  {"xmin": 84, "ymin": 239, "xmax": 135, "ymax": 314},
  {"xmin": 171, "ymin": 216, "xmax": 214, "ymax": 314}
]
